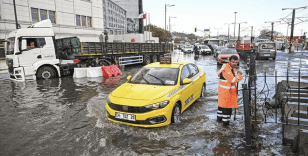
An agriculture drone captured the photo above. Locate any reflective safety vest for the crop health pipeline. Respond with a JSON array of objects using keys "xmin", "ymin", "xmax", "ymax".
[{"xmin": 217, "ymin": 63, "xmax": 243, "ymax": 108}]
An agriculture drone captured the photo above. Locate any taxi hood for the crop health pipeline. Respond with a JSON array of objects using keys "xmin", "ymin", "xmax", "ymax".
[{"xmin": 111, "ymin": 83, "xmax": 175, "ymax": 100}]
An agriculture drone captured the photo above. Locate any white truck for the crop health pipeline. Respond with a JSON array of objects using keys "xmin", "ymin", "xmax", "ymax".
[{"xmin": 5, "ymin": 19, "xmax": 172, "ymax": 81}]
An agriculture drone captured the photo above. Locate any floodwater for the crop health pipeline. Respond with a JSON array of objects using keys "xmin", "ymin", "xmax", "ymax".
[{"xmin": 0, "ymin": 50, "xmax": 307, "ymax": 156}]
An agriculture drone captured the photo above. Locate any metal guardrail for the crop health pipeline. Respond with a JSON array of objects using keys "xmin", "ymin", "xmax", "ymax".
[{"xmin": 240, "ymin": 51, "xmax": 308, "ymax": 150}]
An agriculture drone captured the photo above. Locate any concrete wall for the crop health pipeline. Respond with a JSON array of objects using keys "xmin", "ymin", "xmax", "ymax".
[{"xmin": 0, "ymin": 0, "xmax": 104, "ymax": 42}]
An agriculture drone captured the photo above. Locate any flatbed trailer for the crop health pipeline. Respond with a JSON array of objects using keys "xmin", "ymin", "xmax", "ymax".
[{"xmin": 5, "ymin": 19, "xmax": 172, "ymax": 81}]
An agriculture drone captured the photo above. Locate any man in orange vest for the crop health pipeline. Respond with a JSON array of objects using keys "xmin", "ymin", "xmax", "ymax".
[{"xmin": 217, "ymin": 55, "xmax": 243, "ymax": 126}]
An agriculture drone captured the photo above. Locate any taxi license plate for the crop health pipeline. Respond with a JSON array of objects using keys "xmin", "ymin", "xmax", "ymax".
[
  {"xmin": 115, "ymin": 112, "xmax": 136, "ymax": 121},
  {"xmin": 264, "ymin": 54, "xmax": 270, "ymax": 56}
]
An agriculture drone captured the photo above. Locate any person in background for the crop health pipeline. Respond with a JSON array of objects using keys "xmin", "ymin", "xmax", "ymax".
[{"xmin": 27, "ymin": 41, "xmax": 35, "ymax": 49}]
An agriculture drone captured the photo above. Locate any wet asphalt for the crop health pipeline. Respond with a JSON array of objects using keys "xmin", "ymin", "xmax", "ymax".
[{"xmin": 0, "ymin": 50, "xmax": 307, "ymax": 156}]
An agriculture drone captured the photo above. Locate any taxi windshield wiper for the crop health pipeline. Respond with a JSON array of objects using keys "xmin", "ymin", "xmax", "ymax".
[{"xmin": 147, "ymin": 74, "xmax": 165, "ymax": 85}]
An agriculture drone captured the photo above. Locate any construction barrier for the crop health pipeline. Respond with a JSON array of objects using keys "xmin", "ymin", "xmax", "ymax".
[
  {"xmin": 101, "ymin": 65, "xmax": 122, "ymax": 78},
  {"xmin": 98, "ymin": 75, "xmax": 122, "ymax": 89},
  {"xmin": 73, "ymin": 66, "xmax": 103, "ymax": 78}
]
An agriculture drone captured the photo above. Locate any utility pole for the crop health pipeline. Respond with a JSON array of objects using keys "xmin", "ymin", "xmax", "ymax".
[
  {"xmin": 234, "ymin": 12, "xmax": 237, "ymax": 40},
  {"xmin": 264, "ymin": 21, "xmax": 281, "ymax": 41},
  {"xmin": 232, "ymin": 22, "xmax": 247, "ymax": 40},
  {"xmin": 224, "ymin": 23, "xmax": 232, "ymax": 43},
  {"xmin": 251, "ymin": 26, "xmax": 253, "ymax": 43},
  {"xmin": 282, "ymin": 6, "xmax": 308, "ymax": 53}
]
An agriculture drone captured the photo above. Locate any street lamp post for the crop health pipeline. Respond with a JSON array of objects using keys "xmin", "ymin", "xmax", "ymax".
[
  {"xmin": 165, "ymin": 4, "xmax": 175, "ymax": 43},
  {"xmin": 234, "ymin": 12, "xmax": 237, "ymax": 40},
  {"xmin": 13, "ymin": 0, "xmax": 19, "ymax": 29}
]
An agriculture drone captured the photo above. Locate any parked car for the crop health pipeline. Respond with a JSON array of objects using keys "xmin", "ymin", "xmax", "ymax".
[
  {"xmin": 217, "ymin": 48, "xmax": 240, "ymax": 65},
  {"xmin": 254, "ymin": 43, "xmax": 276, "ymax": 60},
  {"xmin": 198, "ymin": 45, "xmax": 212, "ymax": 55},
  {"xmin": 183, "ymin": 45, "xmax": 194, "ymax": 53},
  {"xmin": 213, "ymin": 46, "xmax": 227, "ymax": 58}
]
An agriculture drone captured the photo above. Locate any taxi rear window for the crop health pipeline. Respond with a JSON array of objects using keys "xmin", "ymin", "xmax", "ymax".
[{"xmin": 129, "ymin": 67, "xmax": 179, "ymax": 85}]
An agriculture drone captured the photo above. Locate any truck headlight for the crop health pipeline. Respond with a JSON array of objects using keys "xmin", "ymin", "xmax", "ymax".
[{"xmin": 144, "ymin": 101, "xmax": 169, "ymax": 109}]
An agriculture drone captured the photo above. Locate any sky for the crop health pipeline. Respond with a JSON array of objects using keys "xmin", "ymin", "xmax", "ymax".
[{"xmin": 143, "ymin": 0, "xmax": 308, "ymax": 37}]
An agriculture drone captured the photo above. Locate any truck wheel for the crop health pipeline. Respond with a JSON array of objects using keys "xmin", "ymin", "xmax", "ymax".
[
  {"xmin": 156, "ymin": 55, "xmax": 160, "ymax": 62},
  {"xmin": 143, "ymin": 56, "xmax": 151, "ymax": 65},
  {"xmin": 171, "ymin": 103, "xmax": 181, "ymax": 123},
  {"xmin": 99, "ymin": 60, "xmax": 110, "ymax": 66},
  {"xmin": 152, "ymin": 55, "xmax": 158, "ymax": 63},
  {"xmin": 37, "ymin": 67, "xmax": 56, "ymax": 79}
]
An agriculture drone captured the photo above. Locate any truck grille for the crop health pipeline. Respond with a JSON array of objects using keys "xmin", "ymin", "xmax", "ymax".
[{"xmin": 107, "ymin": 102, "xmax": 152, "ymax": 113}]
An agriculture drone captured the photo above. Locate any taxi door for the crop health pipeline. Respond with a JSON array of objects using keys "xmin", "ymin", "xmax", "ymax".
[
  {"xmin": 179, "ymin": 65, "xmax": 195, "ymax": 111},
  {"xmin": 187, "ymin": 64, "xmax": 203, "ymax": 99}
]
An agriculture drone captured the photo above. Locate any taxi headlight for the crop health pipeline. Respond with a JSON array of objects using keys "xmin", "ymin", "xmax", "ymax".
[{"xmin": 144, "ymin": 100, "xmax": 169, "ymax": 109}]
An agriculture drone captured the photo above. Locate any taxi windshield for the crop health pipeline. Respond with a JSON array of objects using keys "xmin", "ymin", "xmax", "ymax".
[{"xmin": 129, "ymin": 67, "xmax": 179, "ymax": 85}]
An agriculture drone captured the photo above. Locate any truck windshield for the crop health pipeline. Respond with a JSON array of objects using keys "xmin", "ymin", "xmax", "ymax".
[
  {"xmin": 129, "ymin": 67, "xmax": 179, "ymax": 85},
  {"xmin": 260, "ymin": 43, "xmax": 275, "ymax": 49},
  {"xmin": 6, "ymin": 37, "xmax": 15, "ymax": 55}
]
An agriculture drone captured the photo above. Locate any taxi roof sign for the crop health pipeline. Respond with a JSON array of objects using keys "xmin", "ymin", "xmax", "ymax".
[{"xmin": 160, "ymin": 57, "xmax": 171, "ymax": 64}]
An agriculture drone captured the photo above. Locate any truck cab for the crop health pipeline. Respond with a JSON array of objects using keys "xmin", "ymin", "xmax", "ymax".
[{"xmin": 6, "ymin": 19, "xmax": 60, "ymax": 81}]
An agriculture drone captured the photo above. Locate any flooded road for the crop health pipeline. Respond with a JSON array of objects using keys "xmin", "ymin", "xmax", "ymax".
[{"xmin": 1, "ymin": 50, "xmax": 307, "ymax": 156}]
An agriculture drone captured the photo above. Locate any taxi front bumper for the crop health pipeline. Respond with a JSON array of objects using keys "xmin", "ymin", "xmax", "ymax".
[{"xmin": 105, "ymin": 102, "xmax": 173, "ymax": 128}]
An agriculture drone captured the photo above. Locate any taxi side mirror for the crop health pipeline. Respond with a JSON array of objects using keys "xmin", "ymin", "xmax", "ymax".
[
  {"xmin": 182, "ymin": 78, "xmax": 192, "ymax": 84},
  {"xmin": 127, "ymin": 75, "xmax": 132, "ymax": 81}
]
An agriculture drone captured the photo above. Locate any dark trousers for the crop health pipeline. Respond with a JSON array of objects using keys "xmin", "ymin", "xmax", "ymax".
[{"xmin": 217, "ymin": 106, "xmax": 232, "ymax": 125}]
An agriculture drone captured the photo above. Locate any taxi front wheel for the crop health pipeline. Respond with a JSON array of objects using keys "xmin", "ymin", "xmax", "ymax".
[
  {"xmin": 200, "ymin": 83, "xmax": 206, "ymax": 97},
  {"xmin": 171, "ymin": 103, "xmax": 181, "ymax": 123}
]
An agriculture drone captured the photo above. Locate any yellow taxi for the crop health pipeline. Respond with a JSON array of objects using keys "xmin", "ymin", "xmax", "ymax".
[{"xmin": 105, "ymin": 58, "xmax": 206, "ymax": 127}]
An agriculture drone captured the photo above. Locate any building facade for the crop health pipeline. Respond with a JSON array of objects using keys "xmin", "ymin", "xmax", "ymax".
[
  {"xmin": 102, "ymin": 0, "xmax": 126, "ymax": 35},
  {"xmin": 112, "ymin": 0, "xmax": 143, "ymax": 34},
  {"xmin": 0, "ymin": 0, "xmax": 104, "ymax": 42}
]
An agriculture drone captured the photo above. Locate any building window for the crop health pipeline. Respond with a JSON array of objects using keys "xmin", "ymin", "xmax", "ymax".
[
  {"xmin": 76, "ymin": 15, "xmax": 92, "ymax": 27},
  {"xmin": 40, "ymin": 9, "xmax": 47, "ymax": 20},
  {"xmin": 76, "ymin": 15, "xmax": 81, "ymax": 26},
  {"xmin": 87, "ymin": 17, "xmax": 92, "ymax": 27},
  {"xmin": 31, "ymin": 8, "xmax": 39, "ymax": 22},
  {"xmin": 31, "ymin": 8, "xmax": 56, "ymax": 23},
  {"xmin": 49, "ymin": 11, "xmax": 56, "ymax": 23},
  {"xmin": 81, "ymin": 16, "xmax": 86, "ymax": 26}
]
